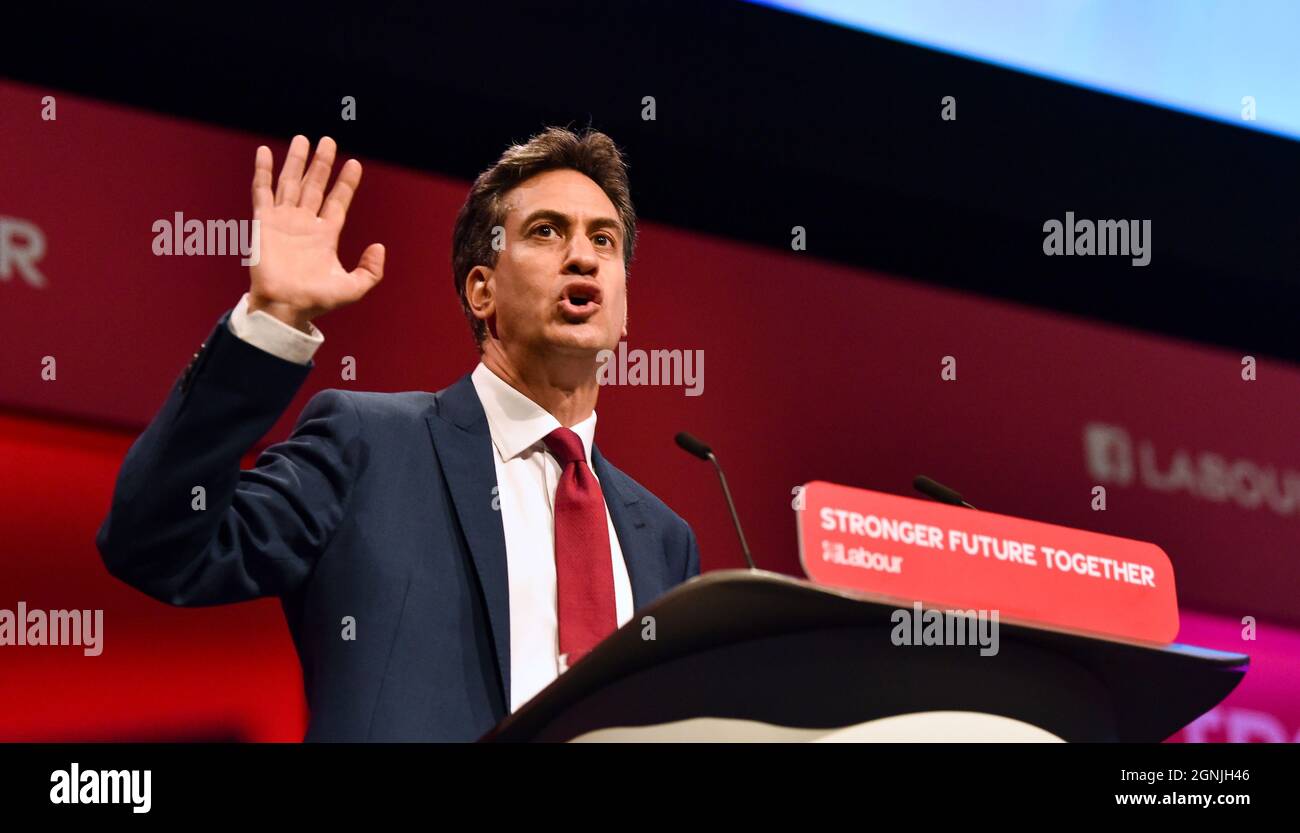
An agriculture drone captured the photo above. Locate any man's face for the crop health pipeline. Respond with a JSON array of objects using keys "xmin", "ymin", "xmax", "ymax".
[{"xmin": 472, "ymin": 168, "xmax": 628, "ymax": 358}]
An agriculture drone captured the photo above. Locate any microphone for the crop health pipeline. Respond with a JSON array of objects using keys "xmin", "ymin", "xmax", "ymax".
[
  {"xmin": 675, "ymin": 432, "xmax": 757, "ymax": 570},
  {"xmin": 912, "ymin": 475, "xmax": 977, "ymax": 510}
]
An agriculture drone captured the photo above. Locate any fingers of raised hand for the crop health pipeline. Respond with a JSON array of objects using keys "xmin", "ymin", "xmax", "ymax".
[
  {"xmin": 251, "ymin": 145, "xmax": 274, "ymax": 212},
  {"xmin": 348, "ymin": 242, "xmax": 386, "ymax": 296},
  {"xmin": 298, "ymin": 136, "xmax": 338, "ymax": 215},
  {"xmin": 274, "ymin": 135, "xmax": 311, "ymax": 207},
  {"xmin": 321, "ymin": 158, "xmax": 363, "ymax": 225}
]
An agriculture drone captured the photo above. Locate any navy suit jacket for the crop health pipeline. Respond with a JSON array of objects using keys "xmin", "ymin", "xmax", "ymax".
[{"xmin": 96, "ymin": 312, "xmax": 700, "ymax": 741}]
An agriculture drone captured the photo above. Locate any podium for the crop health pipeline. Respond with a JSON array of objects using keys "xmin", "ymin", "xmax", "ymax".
[{"xmin": 481, "ymin": 570, "xmax": 1248, "ymax": 742}]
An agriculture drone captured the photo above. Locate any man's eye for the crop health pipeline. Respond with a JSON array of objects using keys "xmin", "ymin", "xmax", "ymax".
[
  {"xmin": 594, "ymin": 233, "xmax": 613, "ymax": 247},
  {"xmin": 533, "ymin": 224, "xmax": 558, "ymax": 238}
]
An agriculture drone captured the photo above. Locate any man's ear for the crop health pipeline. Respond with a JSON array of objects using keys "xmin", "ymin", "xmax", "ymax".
[
  {"xmin": 466, "ymin": 265, "xmax": 495, "ymax": 328},
  {"xmin": 621, "ymin": 309, "xmax": 628, "ymax": 340}
]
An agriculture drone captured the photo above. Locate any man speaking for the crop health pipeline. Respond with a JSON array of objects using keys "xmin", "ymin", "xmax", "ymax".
[{"xmin": 96, "ymin": 128, "xmax": 701, "ymax": 741}]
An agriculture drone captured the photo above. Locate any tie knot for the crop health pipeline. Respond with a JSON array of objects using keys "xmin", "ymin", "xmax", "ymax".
[{"xmin": 543, "ymin": 427, "xmax": 587, "ymax": 468}]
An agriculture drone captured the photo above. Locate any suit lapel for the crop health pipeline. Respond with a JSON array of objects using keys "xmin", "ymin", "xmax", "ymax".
[
  {"xmin": 425, "ymin": 374, "xmax": 512, "ymax": 709},
  {"xmin": 424, "ymin": 374, "xmax": 666, "ymax": 711},
  {"xmin": 593, "ymin": 447, "xmax": 665, "ymax": 610}
]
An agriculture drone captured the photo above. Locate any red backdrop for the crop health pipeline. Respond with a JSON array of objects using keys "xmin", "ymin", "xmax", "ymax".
[{"xmin": 1, "ymin": 80, "xmax": 1296, "ymax": 740}]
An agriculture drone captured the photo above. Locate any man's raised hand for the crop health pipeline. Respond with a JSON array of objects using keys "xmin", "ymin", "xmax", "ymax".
[{"xmin": 248, "ymin": 135, "xmax": 385, "ymax": 332}]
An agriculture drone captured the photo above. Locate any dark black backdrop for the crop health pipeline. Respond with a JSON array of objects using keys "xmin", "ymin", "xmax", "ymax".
[{"xmin": 5, "ymin": 0, "xmax": 1296, "ymax": 362}]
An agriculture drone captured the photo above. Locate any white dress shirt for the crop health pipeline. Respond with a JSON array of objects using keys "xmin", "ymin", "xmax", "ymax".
[
  {"xmin": 229, "ymin": 292, "xmax": 324, "ymax": 364},
  {"xmin": 469, "ymin": 363, "xmax": 633, "ymax": 710},
  {"xmin": 227, "ymin": 293, "xmax": 634, "ymax": 712}
]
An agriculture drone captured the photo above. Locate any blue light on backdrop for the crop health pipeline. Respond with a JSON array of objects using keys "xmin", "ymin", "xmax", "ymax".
[{"xmin": 754, "ymin": 0, "xmax": 1300, "ymax": 142}]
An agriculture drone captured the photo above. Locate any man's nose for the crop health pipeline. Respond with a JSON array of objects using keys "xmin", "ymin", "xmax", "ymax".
[{"xmin": 562, "ymin": 237, "xmax": 600, "ymax": 275}]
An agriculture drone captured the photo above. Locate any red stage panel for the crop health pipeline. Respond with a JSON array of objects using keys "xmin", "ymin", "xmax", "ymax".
[{"xmin": 1, "ymin": 80, "xmax": 1296, "ymax": 740}]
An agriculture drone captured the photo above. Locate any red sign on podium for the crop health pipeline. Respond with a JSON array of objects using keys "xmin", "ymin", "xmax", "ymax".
[{"xmin": 796, "ymin": 481, "xmax": 1179, "ymax": 645}]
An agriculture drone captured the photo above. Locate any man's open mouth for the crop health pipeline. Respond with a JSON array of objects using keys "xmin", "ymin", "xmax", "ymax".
[{"xmin": 558, "ymin": 280, "xmax": 603, "ymax": 321}]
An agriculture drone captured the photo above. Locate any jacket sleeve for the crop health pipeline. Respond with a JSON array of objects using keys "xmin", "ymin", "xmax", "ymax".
[
  {"xmin": 95, "ymin": 311, "xmax": 360, "ymax": 606},
  {"xmin": 683, "ymin": 523, "xmax": 701, "ymax": 581}
]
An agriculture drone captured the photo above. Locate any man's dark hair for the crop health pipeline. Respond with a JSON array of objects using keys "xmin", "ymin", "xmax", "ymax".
[{"xmin": 451, "ymin": 126, "xmax": 636, "ymax": 349}]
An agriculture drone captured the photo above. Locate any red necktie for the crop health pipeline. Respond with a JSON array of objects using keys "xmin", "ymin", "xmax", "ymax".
[{"xmin": 544, "ymin": 427, "xmax": 617, "ymax": 670}]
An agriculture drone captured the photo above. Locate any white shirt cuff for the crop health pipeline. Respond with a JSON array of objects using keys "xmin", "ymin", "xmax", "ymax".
[{"xmin": 227, "ymin": 293, "xmax": 324, "ymax": 365}]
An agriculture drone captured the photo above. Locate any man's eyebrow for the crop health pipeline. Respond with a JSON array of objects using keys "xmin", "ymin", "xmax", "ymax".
[{"xmin": 519, "ymin": 209, "xmax": 622, "ymax": 240}]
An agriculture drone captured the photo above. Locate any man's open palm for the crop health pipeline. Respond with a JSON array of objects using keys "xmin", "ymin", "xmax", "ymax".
[{"xmin": 249, "ymin": 135, "xmax": 385, "ymax": 330}]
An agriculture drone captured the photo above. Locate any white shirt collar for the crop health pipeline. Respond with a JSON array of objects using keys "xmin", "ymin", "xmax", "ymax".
[{"xmin": 470, "ymin": 362, "xmax": 597, "ymax": 465}]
